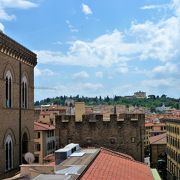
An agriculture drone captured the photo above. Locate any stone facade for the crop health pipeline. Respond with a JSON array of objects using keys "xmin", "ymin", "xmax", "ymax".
[
  {"xmin": 0, "ymin": 32, "xmax": 37, "ymax": 178},
  {"xmin": 150, "ymin": 144, "xmax": 166, "ymax": 167},
  {"xmin": 55, "ymin": 113, "xmax": 145, "ymax": 162}
]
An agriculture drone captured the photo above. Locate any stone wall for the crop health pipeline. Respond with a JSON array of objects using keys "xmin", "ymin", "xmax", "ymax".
[{"xmin": 55, "ymin": 113, "xmax": 145, "ymax": 162}]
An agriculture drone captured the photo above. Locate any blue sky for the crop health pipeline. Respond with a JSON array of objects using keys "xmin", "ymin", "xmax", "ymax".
[{"xmin": 0, "ymin": 0, "xmax": 180, "ymax": 100}]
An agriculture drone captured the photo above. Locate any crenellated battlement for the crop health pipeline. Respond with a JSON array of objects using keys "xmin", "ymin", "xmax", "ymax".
[
  {"xmin": 0, "ymin": 32, "xmax": 37, "ymax": 66},
  {"xmin": 56, "ymin": 113, "xmax": 145, "ymax": 123}
]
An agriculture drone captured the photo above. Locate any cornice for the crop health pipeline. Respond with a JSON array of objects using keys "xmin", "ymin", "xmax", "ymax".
[{"xmin": 0, "ymin": 32, "xmax": 37, "ymax": 66}]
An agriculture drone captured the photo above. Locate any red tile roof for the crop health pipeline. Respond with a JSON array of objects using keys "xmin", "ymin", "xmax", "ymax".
[
  {"xmin": 81, "ymin": 148, "xmax": 153, "ymax": 180},
  {"xmin": 43, "ymin": 153, "xmax": 55, "ymax": 162},
  {"xmin": 34, "ymin": 122, "xmax": 55, "ymax": 131},
  {"xmin": 153, "ymin": 123, "xmax": 165, "ymax": 127},
  {"xmin": 149, "ymin": 133, "xmax": 167, "ymax": 145},
  {"xmin": 145, "ymin": 123, "xmax": 154, "ymax": 127}
]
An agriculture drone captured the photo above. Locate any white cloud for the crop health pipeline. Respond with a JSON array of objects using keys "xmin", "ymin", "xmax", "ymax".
[
  {"xmin": 72, "ymin": 71, "xmax": 89, "ymax": 79},
  {"xmin": 95, "ymin": 71, "xmax": 103, "ymax": 78},
  {"xmin": 36, "ymin": 0, "xmax": 180, "ymax": 68},
  {"xmin": 141, "ymin": 78, "xmax": 172, "ymax": 88},
  {"xmin": 130, "ymin": 16, "xmax": 180, "ymax": 61},
  {"xmin": 35, "ymin": 82, "xmax": 104, "ymax": 100},
  {"xmin": 171, "ymin": 0, "xmax": 180, "ymax": 16},
  {"xmin": 152, "ymin": 63, "xmax": 178, "ymax": 74},
  {"xmin": 36, "ymin": 30, "xmax": 137, "ymax": 67},
  {"xmin": 35, "ymin": 67, "xmax": 55, "ymax": 77},
  {"xmin": 140, "ymin": 4, "xmax": 169, "ymax": 10},
  {"xmin": 0, "ymin": 22, "xmax": 4, "ymax": 32},
  {"xmin": 82, "ymin": 3, "xmax": 92, "ymax": 15},
  {"xmin": 80, "ymin": 83, "xmax": 103, "ymax": 91},
  {"xmin": 0, "ymin": 8, "xmax": 16, "ymax": 21},
  {"xmin": 0, "ymin": 0, "xmax": 37, "ymax": 9},
  {"xmin": 116, "ymin": 63, "xmax": 129, "ymax": 74},
  {"xmin": 66, "ymin": 20, "xmax": 79, "ymax": 33},
  {"xmin": 0, "ymin": 0, "xmax": 38, "ymax": 30}
]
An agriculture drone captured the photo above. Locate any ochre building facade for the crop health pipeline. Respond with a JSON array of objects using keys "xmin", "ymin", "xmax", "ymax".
[
  {"xmin": 0, "ymin": 32, "xmax": 37, "ymax": 178},
  {"xmin": 166, "ymin": 119, "xmax": 180, "ymax": 180}
]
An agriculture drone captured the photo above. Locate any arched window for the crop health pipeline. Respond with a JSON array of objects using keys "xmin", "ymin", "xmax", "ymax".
[
  {"xmin": 5, "ymin": 71, "xmax": 13, "ymax": 108},
  {"xmin": 22, "ymin": 76, "xmax": 28, "ymax": 109},
  {"xmin": 5, "ymin": 135, "xmax": 13, "ymax": 171}
]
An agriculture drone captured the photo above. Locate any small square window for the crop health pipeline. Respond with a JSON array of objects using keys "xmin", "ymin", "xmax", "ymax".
[{"xmin": 131, "ymin": 137, "xmax": 135, "ymax": 143}]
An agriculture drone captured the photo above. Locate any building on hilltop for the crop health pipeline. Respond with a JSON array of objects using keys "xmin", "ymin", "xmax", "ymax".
[
  {"xmin": 0, "ymin": 32, "xmax": 37, "ymax": 178},
  {"xmin": 133, "ymin": 91, "xmax": 146, "ymax": 98}
]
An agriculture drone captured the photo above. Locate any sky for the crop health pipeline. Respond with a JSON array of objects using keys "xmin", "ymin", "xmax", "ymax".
[{"xmin": 0, "ymin": 0, "xmax": 180, "ymax": 101}]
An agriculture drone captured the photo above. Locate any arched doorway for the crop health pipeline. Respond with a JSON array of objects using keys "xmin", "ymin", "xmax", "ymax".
[{"xmin": 22, "ymin": 132, "xmax": 28, "ymax": 163}]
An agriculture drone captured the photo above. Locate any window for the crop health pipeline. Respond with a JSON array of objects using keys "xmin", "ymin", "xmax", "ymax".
[
  {"xmin": 5, "ymin": 71, "xmax": 13, "ymax": 108},
  {"xmin": 22, "ymin": 76, "xmax": 28, "ymax": 109},
  {"xmin": 110, "ymin": 138, "xmax": 116, "ymax": 144},
  {"xmin": 5, "ymin": 135, "xmax": 13, "ymax": 171},
  {"xmin": 34, "ymin": 155, "xmax": 39, "ymax": 163},
  {"xmin": 35, "ymin": 143, "xmax": 41, "ymax": 151},
  {"xmin": 131, "ymin": 137, "xmax": 135, "ymax": 143},
  {"xmin": 38, "ymin": 132, "xmax": 40, "ymax": 138},
  {"xmin": 34, "ymin": 132, "xmax": 40, "ymax": 139}
]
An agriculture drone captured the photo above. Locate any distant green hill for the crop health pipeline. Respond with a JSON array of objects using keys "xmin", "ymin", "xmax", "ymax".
[{"xmin": 34, "ymin": 94, "xmax": 180, "ymax": 113}]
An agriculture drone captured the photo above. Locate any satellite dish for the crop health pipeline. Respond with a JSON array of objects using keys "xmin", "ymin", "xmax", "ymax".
[{"xmin": 24, "ymin": 152, "xmax": 35, "ymax": 164}]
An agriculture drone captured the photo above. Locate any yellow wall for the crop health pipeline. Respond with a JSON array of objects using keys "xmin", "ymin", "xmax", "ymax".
[
  {"xmin": 166, "ymin": 121, "xmax": 180, "ymax": 179},
  {"xmin": 34, "ymin": 130, "xmax": 55, "ymax": 164}
]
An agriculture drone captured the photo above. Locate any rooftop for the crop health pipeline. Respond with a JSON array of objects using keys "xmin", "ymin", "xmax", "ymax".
[
  {"xmin": 81, "ymin": 148, "xmax": 153, "ymax": 180},
  {"xmin": 16, "ymin": 146, "xmax": 154, "ymax": 180},
  {"xmin": 34, "ymin": 122, "xmax": 55, "ymax": 131},
  {"xmin": 149, "ymin": 133, "xmax": 167, "ymax": 145},
  {"xmin": 145, "ymin": 123, "xmax": 154, "ymax": 127}
]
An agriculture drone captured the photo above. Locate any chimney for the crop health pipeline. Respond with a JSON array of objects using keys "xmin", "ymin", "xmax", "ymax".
[{"xmin": 75, "ymin": 102, "xmax": 85, "ymax": 122}]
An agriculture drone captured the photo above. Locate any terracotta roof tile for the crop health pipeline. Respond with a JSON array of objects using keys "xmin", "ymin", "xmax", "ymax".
[
  {"xmin": 149, "ymin": 133, "xmax": 167, "ymax": 145},
  {"xmin": 81, "ymin": 148, "xmax": 153, "ymax": 180},
  {"xmin": 145, "ymin": 123, "xmax": 154, "ymax": 127},
  {"xmin": 34, "ymin": 122, "xmax": 55, "ymax": 131}
]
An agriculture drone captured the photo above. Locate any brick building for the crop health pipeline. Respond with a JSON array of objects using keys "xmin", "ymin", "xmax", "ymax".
[
  {"xmin": 149, "ymin": 133, "xmax": 166, "ymax": 168},
  {"xmin": 0, "ymin": 32, "xmax": 37, "ymax": 178},
  {"xmin": 55, "ymin": 113, "xmax": 145, "ymax": 162}
]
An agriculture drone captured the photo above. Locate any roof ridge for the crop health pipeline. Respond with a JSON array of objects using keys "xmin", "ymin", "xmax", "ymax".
[
  {"xmin": 100, "ymin": 147, "xmax": 149, "ymax": 166},
  {"xmin": 150, "ymin": 133, "xmax": 166, "ymax": 144},
  {"xmin": 34, "ymin": 122, "xmax": 54, "ymax": 129}
]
